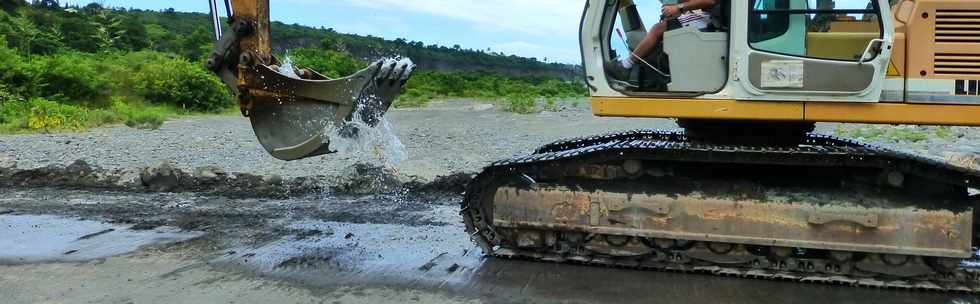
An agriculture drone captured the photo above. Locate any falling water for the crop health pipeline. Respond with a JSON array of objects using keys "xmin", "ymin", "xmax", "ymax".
[
  {"xmin": 326, "ymin": 96, "xmax": 408, "ymax": 169},
  {"xmin": 277, "ymin": 54, "xmax": 301, "ymax": 79}
]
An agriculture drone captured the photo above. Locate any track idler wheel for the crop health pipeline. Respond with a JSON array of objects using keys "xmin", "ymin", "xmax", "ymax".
[
  {"xmin": 927, "ymin": 257, "xmax": 961, "ymax": 274},
  {"xmin": 882, "ymin": 254, "xmax": 910, "ymax": 266},
  {"xmin": 708, "ymin": 242, "xmax": 734, "ymax": 255}
]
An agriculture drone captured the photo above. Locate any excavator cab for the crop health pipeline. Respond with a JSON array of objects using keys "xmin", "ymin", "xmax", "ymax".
[
  {"xmin": 205, "ymin": 0, "xmax": 414, "ymax": 161},
  {"xmin": 593, "ymin": 0, "xmax": 891, "ymax": 101}
]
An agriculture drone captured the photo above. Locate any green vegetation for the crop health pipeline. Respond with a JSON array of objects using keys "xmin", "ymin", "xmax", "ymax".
[
  {"xmin": 287, "ymin": 48, "xmax": 587, "ymax": 112},
  {"xmin": 271, "ymin": 22, "xmax": 579, "ymax": 79},
  {"xmin": 0, "ymin": 39, "xmax": 230, "ymax": 132},
  {"xmin": 395, "ymin": 71, "xmax": 586, "ymax": 111},
  {"xmin": 126, "ymin": 52, "xmax": 231, "ymax": 112},
  {"xmin": 287, "ymin": 47, "xmax": 366, "ymax": 79},
  {"xmin": 0, "ymin": 95, "xmax": 169, "ymax": 133},
  {"xmin": 0, "ymin": 3, "xmax": 234, "ymax": 132},
  {"xmin": 834, "ymin": 125, "xmax": 958, "ymax": 143},
  {"xmin": 0, "ymin": 1, "xmax": 586, "ymax": 133}
]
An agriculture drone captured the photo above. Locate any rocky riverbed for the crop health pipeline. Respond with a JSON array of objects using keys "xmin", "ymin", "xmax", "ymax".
[{"xmin": 1, "ymin": 99, "xmax": 979, "ymax": 303}]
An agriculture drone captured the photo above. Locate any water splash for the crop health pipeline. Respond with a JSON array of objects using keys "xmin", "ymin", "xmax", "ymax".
[
  {"xmin": 277, "ymin": 53, "xmax": 301, "ymax": 79},
  {"xmin": 326, "ymin": 94, "xmax": 408, "ymax": 169},
  {"xmin": 276, "ymin": 52, "xmax": 409, "ymax": 168}
]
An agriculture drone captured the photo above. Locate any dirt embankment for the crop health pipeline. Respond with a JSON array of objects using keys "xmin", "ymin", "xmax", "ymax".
[{"xmin": 0, "ymin": 158, "xmax": 471, "ymax": 198}]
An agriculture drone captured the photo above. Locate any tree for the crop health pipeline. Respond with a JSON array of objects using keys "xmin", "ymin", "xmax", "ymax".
[
  {"xmin": 60, "ymin": 13, "xmax": 99, "ymax": 52},
  {"xmin": 81, "ymin": 2, "xmax": 102, "ymax": 14},
  {"xmin": 179, "ymin": 26, "xmax": 213, "ymax": 60},
  {"xmin": 1, "ymin": 0, "xmax": 25, "ymax": 12},
  {"xmin": 7, "ymin": 14, "xmax": 40, "ymax": 57},
  {"xmin": 116, "ymin": 15, "xmax": 148, "ymax": 50},
  {"xmin": 144, "ymin": 23, "xmax": 176, "ymax": 52},
  {"xmin": 320, "ymin": 35, "xmax": 337, "ymax": 50},
  {"xmin": 90, "ymin": 9, "xmax": 126, "ymax": 52},
  {"xmin": 31, "ymin": 0, "xmax": 59, "ymax": 10}
]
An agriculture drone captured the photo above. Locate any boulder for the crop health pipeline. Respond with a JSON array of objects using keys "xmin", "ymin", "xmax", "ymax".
[
  {"xmin": 193, "ymin": 166, "xmax": 227, "ymax": 180},
  {"xmin": 141, "ymin": 161, "xmax": 181, "ymax": 192}
]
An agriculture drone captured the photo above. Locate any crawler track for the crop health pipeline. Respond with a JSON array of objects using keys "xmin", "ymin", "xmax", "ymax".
[{"xmin": 462, "ymin": 129, "xmax": 980, "ymax": 292}]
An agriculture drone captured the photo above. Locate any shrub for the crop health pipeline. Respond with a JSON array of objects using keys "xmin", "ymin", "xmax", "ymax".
[
  {"xmin": 0, "ymin": 84, "xmax": 27, "ymax": 126},
  {"xmin": 542, "ymin": 97, "xmax": 560, "ymax": 112},
  {"xmin": 24, "ymin": 97, "xmax": 98, "ymax": 130},
  {"xmin": 123, "ymin": 110, "xmax": 166, "ymax": 129},
  {"xmin": 505, "ymin": 92, "xmax": 537, "ymax": 114},
  {"xmin": 105, "ymin": 51, "xmax": 169, "ymax": 93},
  {"xmin": 394, "ymin": 88, "xmax": 436, "ymax": 108},
  {"xmin": 395, "ymin": 71, "xmax": 587, "ymax": 112},
  {"xmin": 110, "ymin": 98, "xmax": 167, "ymax": 130},
  {"xmin": 287, "ymin": 48, "xmax": 366, "ymax": 78},
  {"xmin": 131, "ymin": 54, "xmax": 233, "ymax": 112},
  {"xmin": 0, "ymin": 96, "xmax": 172, "ymax": 133},
  {"xmin": 31, "ymin": 52, "xmax": 110, "ymax": 103},
  {"xmin": 0, "ymin": 38, "xmax": 37, "ymax": 97}
]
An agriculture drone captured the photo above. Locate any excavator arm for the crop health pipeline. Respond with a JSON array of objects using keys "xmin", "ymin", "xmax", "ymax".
[{"xmin": 205, "ymin": 0, "xmax": 414, "ymax": 161}]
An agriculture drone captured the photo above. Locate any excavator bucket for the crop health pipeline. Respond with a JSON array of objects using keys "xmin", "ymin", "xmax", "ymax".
[
  {"xmin": 244, "ymin": 58, "xmax": 414, "ymax": 160},
  {"xmin": 206, "ymin": 0, "xmax": 414, "ymax": 160}
]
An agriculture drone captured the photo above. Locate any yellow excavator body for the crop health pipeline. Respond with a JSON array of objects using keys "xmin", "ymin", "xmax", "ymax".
[{"xmin": 206, "ymin": 0, "xmax": 980, "ymax": 292}]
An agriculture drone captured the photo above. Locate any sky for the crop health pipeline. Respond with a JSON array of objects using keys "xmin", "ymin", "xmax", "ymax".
[{"xmin": 63, "ymin": 0, "xmax": 586, "ymax": 64}]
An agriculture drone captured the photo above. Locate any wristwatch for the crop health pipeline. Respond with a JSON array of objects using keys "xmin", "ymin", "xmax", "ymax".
[{"xmin": 677, "ymin": 2, "xmax": 687, "ymax": 13}]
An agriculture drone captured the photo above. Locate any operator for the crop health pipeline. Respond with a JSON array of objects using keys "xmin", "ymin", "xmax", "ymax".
[{"xmin": 607, "ymin": 0, "xmax": 726, "ymax": 78}]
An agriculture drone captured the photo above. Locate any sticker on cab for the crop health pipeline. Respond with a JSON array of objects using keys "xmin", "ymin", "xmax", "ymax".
[{"xmin": 761, "ymin": 60, "xmax": 805, "ymax": 89}]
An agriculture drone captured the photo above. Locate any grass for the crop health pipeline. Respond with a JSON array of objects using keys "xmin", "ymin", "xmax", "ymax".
[
  {"xmin": 0, "ymin": 96, "xmax": 174, "ymax": 133},
  {"xmin": 393, "ymin": 93, "xmax": 583, "ymax": 115},
  {"xmin": 393, "ymin": 92, "xmax": 436, "ymax": 108},
  {"xmin": 834, "ymin": 125, "xmax": 958, "ymax": 143},
  {"xmin": 504, "ymin": 93, "xmax": 537, "ymax": 114}
]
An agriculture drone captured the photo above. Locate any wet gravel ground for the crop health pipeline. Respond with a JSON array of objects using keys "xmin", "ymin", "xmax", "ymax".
[
  {"xmin": 1, "ymin": 100, "xmax": 976, "ymax": 184},
  {"xmin": 2, "ymin": 100, "xmax": 980, "ymax": 303},
  {"xmin": 0, "ymin": 100, "xmax": 667, "ymax": 181},
  {"xmin": 2, "ymin": 187, "xmax": 979, "ymax": 304}
]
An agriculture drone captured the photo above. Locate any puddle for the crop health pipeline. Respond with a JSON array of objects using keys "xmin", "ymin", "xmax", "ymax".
[
  {"xmin": 218, "ymin": 220, "xmax": 980, "ymax": 304},
  {"xmin": 0, "ymin": 214, "xmax": 202, "ymax": 264},
  {"xmin": 216, "ymin": 220, "xmax": 481, "ymax": 289}
]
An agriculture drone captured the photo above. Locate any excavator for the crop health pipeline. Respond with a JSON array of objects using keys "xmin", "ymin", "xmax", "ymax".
[{"xmin": 207, "ymin": 0, "xmax": 980, "ymax": 292}]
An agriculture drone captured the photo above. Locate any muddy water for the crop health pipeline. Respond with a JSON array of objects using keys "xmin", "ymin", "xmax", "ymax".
[
  {"xmin": 0, "ymin": 214, "xmax": 201, "ymax": 264},
  {"xmin": 220, "ymin": 222, "xmax": 980, "ymax": 304}
]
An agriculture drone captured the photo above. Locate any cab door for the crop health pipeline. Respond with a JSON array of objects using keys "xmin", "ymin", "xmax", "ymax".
[{"xmin": 731, "ymin": 0, "xmax": 894, "ymax": 102}]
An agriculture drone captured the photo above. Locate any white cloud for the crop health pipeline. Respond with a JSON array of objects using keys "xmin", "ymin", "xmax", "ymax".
[{"xmin": 331, "ymin": 0, "xmax": 585, "ymax": 40}]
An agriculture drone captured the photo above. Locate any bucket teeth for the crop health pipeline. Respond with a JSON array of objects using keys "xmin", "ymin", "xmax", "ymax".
[{"xmin": 355, "ymin": 58, "xmax": 416, "ymax": 127}]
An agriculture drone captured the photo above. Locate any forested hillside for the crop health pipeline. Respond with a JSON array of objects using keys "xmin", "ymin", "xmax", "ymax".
[
  {"xmin": 36, "ymin": 3, "xmax": 580, "ymax": 79},
  {"xmin": 0, "ymin": 1, "xmax": 586, "ymax": 133}
]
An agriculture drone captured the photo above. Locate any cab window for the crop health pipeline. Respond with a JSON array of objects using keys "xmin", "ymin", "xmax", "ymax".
[{"xmin": 748, "ymin": 0, "xmax": 883, "ymax": 61}]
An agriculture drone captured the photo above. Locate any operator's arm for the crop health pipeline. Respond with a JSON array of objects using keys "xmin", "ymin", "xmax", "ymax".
[{"xmin": 662, "ymin": 0, "xmax": 717, "ymax": 17}]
